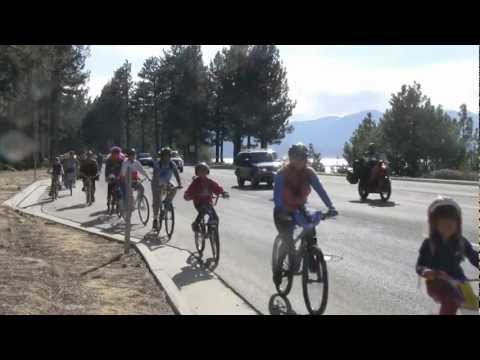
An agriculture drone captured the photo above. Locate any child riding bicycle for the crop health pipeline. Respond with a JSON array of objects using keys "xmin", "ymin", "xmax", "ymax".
[
  {"xmin": 416, "ymin": 196, "xmax": 479, "ymax": 315},
  {"xmin": 151, "ymin": 147, "xmax": 183, "ymax": 230},
  {"xmin": 184, "ymin": 163, "xmax": 229, "ymax": 233}
]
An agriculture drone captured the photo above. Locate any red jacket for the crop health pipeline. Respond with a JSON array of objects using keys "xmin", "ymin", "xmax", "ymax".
[{"xmin": 184, "ymin": 176, "xmax": 224, "ymax": 206}]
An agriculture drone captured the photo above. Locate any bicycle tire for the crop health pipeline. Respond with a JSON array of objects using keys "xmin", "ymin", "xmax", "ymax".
[
  {"xmin": 137, "ymin": 195, "xmax": 150, "ymax": 226},
  {"xmin": 195, "ymin": 222, "xmax": 206, "ymax": 255},
  {"xmin": 273, "ymin": 238, "xmax": 294, "ymax": 296},
  {"xmin": 302, "ymin": 246, "xmax": 329, "ymax": 315},
  {"xmin": 209, "ymin": 226, "xmax": 220, "ymax": 267},
  {"xmin": 165, "ymin": 202, "xmax": 175, "ymax": 238}
]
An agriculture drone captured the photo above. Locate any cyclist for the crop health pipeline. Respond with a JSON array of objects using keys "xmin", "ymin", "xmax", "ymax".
[
  {"xmin": 184, "ymin": 162, "xmax": 229, "ymax": 233},
  {"xmin": 273, "ymin": 143, "xmax": 337, "ymax": 249},
  {"xmin": 151, "ymin": 147, "xmax": 183, "ymax": 230},
  {"xmin": 416, "ymin": 197, "xmax": 479, "ymax": 315},
  {"xmin": 63, "ymin": 150, "xmax": 78, "ymax": 189},
  {"xmin": 48, "ymin": 157, "xmax": 64, "ymax": 197},
  {"xmin": 105, "ymin": 146, "xmax": 125, "ymax": 210},
  {"xmin": 120, "ymin": 148, "xmax": 151, "ymax": 207},
  {"xmin": 79, "ymin": 150, "xmax": 99, "ymax": 202}
]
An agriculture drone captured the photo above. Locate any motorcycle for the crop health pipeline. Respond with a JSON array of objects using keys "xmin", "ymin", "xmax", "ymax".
[{"xmin": 357, "ymin": 160, "xmax": 392, "ymax": 202}]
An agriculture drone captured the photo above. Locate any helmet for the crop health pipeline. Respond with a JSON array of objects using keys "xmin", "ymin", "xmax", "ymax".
[
  {"xmin": 87, "ymin": 150, "xmax": 94, "ymax": 157},
  {"xmin": 110, "ymin": 146, "xmax": 121, "ymax": 154},
  {"xmin": 125, "ymin": 148, "xmax": 136, "ymax": 156},
  {"xmin": 195, "ymin": 162, "xmax": 210, "ymax": 176},
  {"xmin": 428, "ymin": 196, "xmax": 461, "ymax": 218},
  {"xmin": 159, "ymin": 147, "xmax": 172, "ymax": 157},
  {"xmin": 288, "ymin": 143, "xmax": 308, "ymax": 160}
]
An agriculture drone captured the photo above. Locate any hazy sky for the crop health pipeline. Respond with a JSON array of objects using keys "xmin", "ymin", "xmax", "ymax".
[{"xmin": 85, "ymin": 45, "xmax": 479, "ymax": 121}]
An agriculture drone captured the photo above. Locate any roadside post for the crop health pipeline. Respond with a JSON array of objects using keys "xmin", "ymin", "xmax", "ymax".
[{"xmin": 124, "ymin": 166, "xmax": 132, "ymax": 254}]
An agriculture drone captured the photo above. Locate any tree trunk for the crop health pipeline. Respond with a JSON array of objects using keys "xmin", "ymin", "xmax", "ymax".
[
  {"xmin": 220, "ymin": 136, "xmax": 224, "ymax": 163},
  {"xmin": 233, "ymin": 134, "xmax": 242, "ymax": 160},
  {"xmin": 141, "ymin": 115, "xmax": 145, "ymax": 153},
  {"xmin": 154, "ymin": 96, "xmax": 159, "ymax": 153},
  {"xmin": 215, "ymin": 129, "xmax": 220, "ymax": 163},
  {"xmin": 260, "ymin": 138, "xmax": 267, "ymax": 149},
  {"xmin": 49, "ymin": 91, "xmax": 60, "ymax": 161}
]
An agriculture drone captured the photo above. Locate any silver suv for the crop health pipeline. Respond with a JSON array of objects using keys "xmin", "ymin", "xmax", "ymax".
[{"xmin": 234, "ymin": 150, "xmax": 282, "ymax": 188}]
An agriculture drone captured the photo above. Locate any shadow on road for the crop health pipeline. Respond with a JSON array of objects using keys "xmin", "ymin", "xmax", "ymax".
[
  {"xmin": 20, "ymin": 198, "xmax": 54, "ymax": 209},
  {"xmin": 140, "ymin": 231, "xmax": 171, "ymax": 251},
  {"xmin": 268, "ymin": 294, "xmax": 297, "ymax": 315},
  {"xmin": 171, "ymin": 254, "xmax": 214, "ymax": 289},
  {"xmin": 89, "ymin": 210, "xmax": 109, "ymax": 217},
  {"xmin": 56, "ymin": 203, "xmax": 88, "ymax": 212},
  {"xmin": 231, "ymin": 185, "xmax": 273, "ymax": 192},
  {"xmin": 349, "ymin": 199, "xmax": 398, "ymax": 208},
  {"xmin": 102, "ymin": 221, "xmax": 126, "ymax": 235},
  {"xmin": 80, "ymin": 215, "xmax": 111, "ymax": 228}
]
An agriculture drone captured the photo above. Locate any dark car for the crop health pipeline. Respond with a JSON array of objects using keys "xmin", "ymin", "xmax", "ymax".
[
  {"xmin": 234, "ymin": 150, "xmax": 282, "ymax": 188},
  {"xmin": 170, "ymin": 151, "xmax": 184, "ymax": 173},
  {"xmin": 138, "ymin": 153, "xmax": 153, "ymax": 167}
]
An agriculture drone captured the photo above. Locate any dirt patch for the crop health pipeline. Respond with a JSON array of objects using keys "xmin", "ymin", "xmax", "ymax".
[{"xmin": 0, "ymin": 169, "xmax": 173, "ymax": 315}]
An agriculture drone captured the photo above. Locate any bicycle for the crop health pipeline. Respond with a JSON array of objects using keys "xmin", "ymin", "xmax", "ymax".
[
  {"xmin": 117, "ymin": 178, "xmax": 150, "ymax": 226},
  {"xmin": 194, "ymin": 193, "xmax": 229, "ymax": 268},
  {"xmin": 271, "ymin": 209, "xmax": 336, "ymax": 315},
  {"xmin": 107, "ymin": 176, "xmax": 121, "ymax": 216},
  {"xmin": 418, "ymin": 274, "xmax": 479, "ymax": 315},
  {"xmin": 153, "ymin": 184, "xmax": 181, "ymax": 239}
]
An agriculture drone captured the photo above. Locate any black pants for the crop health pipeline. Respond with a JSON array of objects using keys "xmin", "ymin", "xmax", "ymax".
[
  {"xmin": 194, "ymin": 204, "xmax": 219, "ymax": 226},
  {"xmin": 273, "ymin": 207, "xmax": 316, "ymax": 245},
  {"xmin": 82, "ymin": 177, "xmax": 96, "ymax": 196}
]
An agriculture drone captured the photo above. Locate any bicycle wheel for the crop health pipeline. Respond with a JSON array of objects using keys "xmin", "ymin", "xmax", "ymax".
[
  {"xmin": 137, "ymin": 195, "xmax": 150, "ymax": 226},
  {"xmin": 164, "ymin": 202, "xmax": 175, "ymax": 238},
  {"xmin": 273, "ymin": 237, "xmax": 294, "ymax": 296},
  {"xmin": 209, "ymin": 226, "xmax": 220, "ymax": 267},
  {"xmin": 195, "ymin": 222, "xmax": 206, "ymax": 255},
  {"xmin": 302, "ymin": 246, "xmax": 329, "ymax": 315}
]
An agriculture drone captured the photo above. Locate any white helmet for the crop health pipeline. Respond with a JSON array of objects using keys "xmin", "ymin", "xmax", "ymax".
[{"xmin": 428, "ymin": 196, "xmax": 462, "ymax": 218}]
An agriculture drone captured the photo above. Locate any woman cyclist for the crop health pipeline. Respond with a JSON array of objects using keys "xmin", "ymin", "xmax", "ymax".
[{"xmin": 273, "ymin": 143, "xmax": 338, "ymax": 246}]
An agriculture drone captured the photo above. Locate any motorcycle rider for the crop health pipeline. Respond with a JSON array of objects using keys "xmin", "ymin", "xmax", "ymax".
[{"xmin": 362, "ymin": 142, "xmax": 381, "ymax": 185}]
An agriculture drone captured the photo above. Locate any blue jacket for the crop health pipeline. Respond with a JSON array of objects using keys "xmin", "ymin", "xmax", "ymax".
[{"xmin": 416, "ymin": 236, "xmax": 479, "ymax": 281}]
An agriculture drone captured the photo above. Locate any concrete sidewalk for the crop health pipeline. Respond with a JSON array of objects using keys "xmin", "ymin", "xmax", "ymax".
[{"xmin": 3, "ymin": 180, "xmax": 258, "ymax": 315}]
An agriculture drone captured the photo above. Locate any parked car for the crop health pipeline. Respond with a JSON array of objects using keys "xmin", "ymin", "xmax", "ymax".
[
  {"xmin": 234, "ymin": 149, "xmax": 282, "ymax": 188},
  {"xmin": 171, "ymin": 151, "xmax": 184, "ymax": 173},
  {"xmin": 138, "ymin": 153, "xmax": 153, "ymax": 167}
]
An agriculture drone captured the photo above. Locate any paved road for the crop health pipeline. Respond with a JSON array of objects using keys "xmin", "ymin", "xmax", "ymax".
[{"xmin": 39, "ymin": 166, "xmax": 478, "ymax": 315}]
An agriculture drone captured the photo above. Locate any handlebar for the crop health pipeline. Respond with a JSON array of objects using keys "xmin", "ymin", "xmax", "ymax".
[{"xmin": 213, "ymin": 192, "xmax": 229, "ymax": 206}]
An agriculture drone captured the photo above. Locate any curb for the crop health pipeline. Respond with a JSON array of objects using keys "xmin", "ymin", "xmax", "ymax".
[
  {"xmin": 315, "ymin": 172, "xmax": 477, "ymax": 186},
  {"xmin": 2, "ymin": 184, "xmax": 193, "ymax": 315}
]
